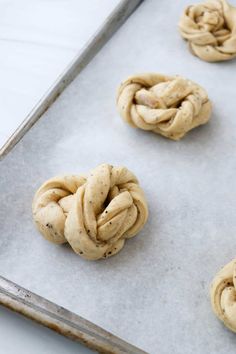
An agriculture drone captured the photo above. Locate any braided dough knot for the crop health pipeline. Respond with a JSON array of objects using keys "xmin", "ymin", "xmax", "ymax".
[
  {"xmin": 179, "ymin": 0, "xmax": 236, "ymax": 62},
  {"xmin": 211, "ymin": 259, "xmax": 236, "ymax": 332},
  {"xmin": 32, "ymin": 164, "xmax": 148, "ymax": 260},
  {"xmin": 117, "ymin": 73, "xmax": 211, "ymax": 140}
]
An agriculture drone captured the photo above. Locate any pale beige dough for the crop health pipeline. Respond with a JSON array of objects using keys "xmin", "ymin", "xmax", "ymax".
[
  {"xmin": 179, "ymin": 0, "xmax": 236, "ymax": 62},
  {"xmin": 32, "ymin": 164, "xmax": 148, "ymax": 260},
  {"xmin": 210, "ymin": 258, "xmax": 236, "ymax": 332},
  {"xmin": 116, "ymin": 73, "xmax": 212, "ymax": 140}
]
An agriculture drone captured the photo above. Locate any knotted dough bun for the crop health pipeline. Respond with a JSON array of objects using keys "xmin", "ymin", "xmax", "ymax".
[
  {"xmin": 117, "ymin": 73, "xmax": 212, "ymax": 140},
  {"xmin": 211, "ymin": 258, "xmax": 236, "ymax": 332},
  {"xmin": 32, "ymin": 164, "xmax": 148, "ymax": 260},
  {"xmin": 179, "ymin": 0, "xmax": 236, "ymax": 62}
]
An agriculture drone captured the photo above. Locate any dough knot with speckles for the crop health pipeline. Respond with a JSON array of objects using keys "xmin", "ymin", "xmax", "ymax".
[
  {"xmin": 116, "ymin": 73, "xmax": 212, "ymax": 140},
  {"xmin": 32, "ymin": 164, "xmax": 148, "ymax": 260},
  {"xmin": 211, "ymin": 258, "xmax": 236, "ymax": 332},
  {"xmin": 179, "ymin": 0, "xmax": 236, "ymax": 62}
]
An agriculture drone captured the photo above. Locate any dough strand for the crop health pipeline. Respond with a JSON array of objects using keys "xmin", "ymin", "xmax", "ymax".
[
  {"xmin": 179, "ymin": 0, "xmax": 236, "ymax": 62},
  {"xmin": 211, "ymin": 258, "xmax": 236, "ymax": 332},
  {"xmin": 32, "ymin": 164, "xmax": 148, "ymax": 260},
  {"xmin": 117, "ymin": 73, "xmax": 212, "ymax": 140}
]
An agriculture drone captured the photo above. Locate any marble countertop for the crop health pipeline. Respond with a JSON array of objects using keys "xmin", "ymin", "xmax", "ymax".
[{"xmin": 0, "ymin": 0, "xmax": 120, "ymax": 149}]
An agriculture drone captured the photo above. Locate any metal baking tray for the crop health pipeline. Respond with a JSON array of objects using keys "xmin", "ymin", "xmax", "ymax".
[
  {"xmin": 1, "ymin": 0, "xmax": 236, "ymax": 353},
  {"xmin": 0, "ymin": 0, "xmax": 142, "ymax": 160}
]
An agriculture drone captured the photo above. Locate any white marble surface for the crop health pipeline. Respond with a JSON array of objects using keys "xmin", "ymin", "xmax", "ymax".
[
  {"xmin": 1, "ymin": 0, "xmax": 236, "ymax": 353},
  {"xmin": 0, "ymin": 0, "xmax": 120, "ymax": 149},
  {"xmin": 0, "ymin": 306, "xmax": 95, "ymax": 354}
]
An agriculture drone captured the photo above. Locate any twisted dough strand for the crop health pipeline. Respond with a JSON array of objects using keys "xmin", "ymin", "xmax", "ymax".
[
  {"xmin": 32, "ymin": 164, "xmax": 148, "ymax": 260},
  {"xmin": 211, "ymin": 258, "xmax": 236, "ymax": 332},
  {"xmin": 117, "ymin": 73, "xmax": 212, "ymax": 140},
  {"xmin": 179, "ymin": 0, "xmax": 236, "ymax": 62}
]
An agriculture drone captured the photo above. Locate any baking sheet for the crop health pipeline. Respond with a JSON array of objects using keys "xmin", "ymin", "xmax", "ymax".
[
  {"xmin": 0, "ymin": 0, "xmax": 142, "ymax": 159},
  {"xmin": 1, "ymin": 0, "xmax": 236, "ymax": 353}
]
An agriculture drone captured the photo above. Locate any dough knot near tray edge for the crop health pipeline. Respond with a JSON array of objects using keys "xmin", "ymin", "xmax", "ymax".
[
  {"xmin": 32, "ymin": 164, "xmax": 148, "ymax": 261},
  {"xmin": 211, "ymin": 258, "xmax": 236, "ymax": 332},
  {"xmin": 179, "ymin": 0, "xmax": 236, "ymax": 62},
  {"xmin": 116, "ymin": 73, "xmax": 212, "ymax": 140}
]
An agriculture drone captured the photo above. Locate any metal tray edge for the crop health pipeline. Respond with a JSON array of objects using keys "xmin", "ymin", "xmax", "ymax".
[
  {"xmin": 0, "ymin": 0, "xmax": 143, "ymax": 161},
  {"xmin": 0, "ymin": 276, "xmax": 147, "ymax": 354},
  {"xmin": 0, "ymin": 1, "xmax": 147, "ymax": 353}
]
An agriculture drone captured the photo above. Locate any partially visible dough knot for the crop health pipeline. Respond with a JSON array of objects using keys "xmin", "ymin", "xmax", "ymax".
[
  {"xmin": 211, "ymin": 259, "xmax": 236, "ymax": 332},
  {"xmin": 179, "ymin": 0, "xmax": 236, "ymax": 62},
  {"xmin": 117, "ymin": 73, "xmax": 212, "ymax": 140},
  {"xmin": 32, "ymin": 164, "xmax": 148, "ymax": 260}
]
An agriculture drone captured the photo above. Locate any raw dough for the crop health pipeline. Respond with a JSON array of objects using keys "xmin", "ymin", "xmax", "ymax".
[
  {"xmin": 32, "ymin": 164, "xmax": 148, "ymax": 260},
  {"xmin": 210, "ymin": 258, "xmax": 236, "ymax": 332},
  {"xmin": 179, "ymin": 0, "xmax": 236, "ymax": 62},
  {"xmin": 116, "ymin": 73, "xmax": 212, "ymax": 140}
]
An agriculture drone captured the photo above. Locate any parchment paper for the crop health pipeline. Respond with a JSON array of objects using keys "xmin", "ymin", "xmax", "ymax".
[{"xmin": 1, "ymin": 0, "xmax": 236, "ymax": 353}]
